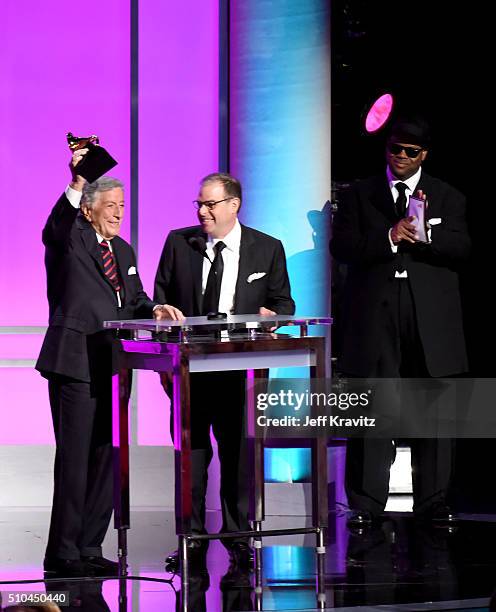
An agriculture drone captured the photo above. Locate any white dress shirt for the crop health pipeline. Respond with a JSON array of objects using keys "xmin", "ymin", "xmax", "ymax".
[
  {"xmin": 202, "ymin": 219, "xmax": 241, "ymax": 314},
  {"xmin": 65, "ymin": 184, "xmax": 83, "ymax": 209}
]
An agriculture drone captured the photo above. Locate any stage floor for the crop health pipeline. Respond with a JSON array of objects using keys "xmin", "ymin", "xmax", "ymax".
[{"xmin": 0, "ymin": 507, "xmax": 495, "ymax": 611}]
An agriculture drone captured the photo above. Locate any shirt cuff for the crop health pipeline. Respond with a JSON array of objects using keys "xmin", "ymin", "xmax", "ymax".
[
  {"xmin": 388, "ymin": 229, "xmax": 399, "ymax": 253},
  {"xmin": 65, "ymin": 185, "xmax": 83, "ymax": 208}
]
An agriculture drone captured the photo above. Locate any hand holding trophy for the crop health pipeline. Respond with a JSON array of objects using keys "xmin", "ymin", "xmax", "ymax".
[{"xmin": 66, "ymin": 132, "xmax": 118, "ymax": 184}]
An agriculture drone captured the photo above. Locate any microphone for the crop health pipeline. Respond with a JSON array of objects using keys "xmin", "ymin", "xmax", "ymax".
[
  {"xmin": 188, "ymin": 235, "xmax": 226, "ymax": 320},
  {"xmin": 188, "ymin": 236, "xmax": 212, "ymax": 262}
]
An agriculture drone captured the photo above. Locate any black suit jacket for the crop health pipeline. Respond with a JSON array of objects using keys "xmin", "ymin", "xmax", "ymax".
[
  {"xmin": 36, "ymin": 194, "xmax": 156, "ymax": 382},
  {"xmin": 154, "ymin": 224, "xmax": 295, "ymax": 316},
  {"xmin": 330, "ymin": 172, "xmax": 470, "ymax": 377}
]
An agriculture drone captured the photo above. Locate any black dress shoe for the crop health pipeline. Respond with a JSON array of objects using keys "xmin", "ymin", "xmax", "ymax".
[
  {"xmin": 81, "ymin": 556, "xmax": 120, "ymax": 576},
  {"xmin": 226, "ymin": 542, "xmax": 254, "ymax": 571},
  {"xmin": 43, "ymin": 557, "xmax": 87, "ymax": 578},
  {"xmin": 165, "ymin": 540, "xmax": 207, "ymax": 573},
  {"xmin": 220, "ymin": 566, "xmax": 252, "ymax": 588},
  {"xmin": 346, "ymin": 510, "xmax": 374, "ymax": 528}
]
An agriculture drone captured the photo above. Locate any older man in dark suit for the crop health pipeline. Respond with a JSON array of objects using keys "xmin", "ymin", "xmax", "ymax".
[
  {"xmin": 36, "ymin": 149, "xmax": 173, "ymax": 577},
  {"xmin": 154, "ymin": 172, "xmax": 295, "ymax": 571},
  {"xmin": 330, "ymin": 117, "xmax": 470, "ymax": 528}
]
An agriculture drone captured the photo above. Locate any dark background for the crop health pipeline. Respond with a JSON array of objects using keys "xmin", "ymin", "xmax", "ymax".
[{"xmin": 331, "ymin": 1, "xmax": 493, "ymax": 511}]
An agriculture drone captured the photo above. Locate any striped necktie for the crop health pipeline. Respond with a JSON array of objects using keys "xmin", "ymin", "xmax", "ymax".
[{"xmin": 100, "ymin": 240, "xmax": 121, "ymax": 292}]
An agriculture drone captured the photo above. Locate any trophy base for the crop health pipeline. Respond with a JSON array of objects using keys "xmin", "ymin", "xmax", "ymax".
[{"xmin": 77, "ymin": 144, "xmax": 118, "ymax": 183}]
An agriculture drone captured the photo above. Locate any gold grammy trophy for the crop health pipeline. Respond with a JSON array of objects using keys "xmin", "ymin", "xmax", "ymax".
[{"xmin": 67, "ymin": 132, "xmax": 118, "ymax": 183}]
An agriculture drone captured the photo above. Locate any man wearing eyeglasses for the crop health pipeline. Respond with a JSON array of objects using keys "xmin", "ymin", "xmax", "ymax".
[
  {"xmin": 154, "ymin": 172, "xmax": 295, "ymax": 572},
  {"xmin": 331, "ymin": 116, "xmax": 470, "ymax": 529}
]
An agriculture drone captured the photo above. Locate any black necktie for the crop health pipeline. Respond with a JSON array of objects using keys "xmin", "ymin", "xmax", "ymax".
[
  {"xmin": 395, "ymin": 182, "xmax": 408, "ymax": 218},
  {"xmin": 202, "ymin": 241, "xmax": 226, "ymax": 314}
]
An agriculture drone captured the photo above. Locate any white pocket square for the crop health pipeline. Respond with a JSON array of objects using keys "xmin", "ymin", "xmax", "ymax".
[
  {"xmin": 428, "ymin": 218, "xmax": 442, "ymax": 226},
  {"xmin": 127, "ymin": 266, "xmax": 137, "ymax": 275},
  {"xmin": 247, "ymin": 272, "xmax": 266, "ymax": 283}
]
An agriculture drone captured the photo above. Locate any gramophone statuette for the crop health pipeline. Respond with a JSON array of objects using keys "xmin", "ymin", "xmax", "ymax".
[
  {"xmin": 66, "ymin": 131, "xmax": 117, "ymax": 183},
  {"xmin": 67, "ymin": 132, "xmax": 100, "ymax": 151}
]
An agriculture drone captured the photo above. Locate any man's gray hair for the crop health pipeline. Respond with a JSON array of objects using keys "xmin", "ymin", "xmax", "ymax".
[{"xmin": 81, "ymin": 176, "xmax": 124, "ymax": 208}]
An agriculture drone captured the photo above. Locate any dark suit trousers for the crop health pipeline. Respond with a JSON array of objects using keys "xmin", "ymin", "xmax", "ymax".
[
  {"xmin": 170, "ymin": 371, "xmax": 249, "ymax": 544},
  {"xmin": 46, "ymin": 376, "xmax": 113, "ymax": 560},
  {"xmin": 345, "ymin": 278, "xmax": 454, "ymax": 516}
]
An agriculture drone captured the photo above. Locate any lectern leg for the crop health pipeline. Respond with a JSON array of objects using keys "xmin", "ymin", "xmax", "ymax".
[
  {"xmin": 311, "ymin": 438, "xmax": 328, "ymax": 531},
  {"xmin": 112, "ymin": 367, "xmax": 130, "ymax": 576},
  {"xmin": 118, "ymin": 577, "xmax": 128, "ymax": 612},
  {"xmin": 315, "ymin": 527, "xmax": 326, "ymax": 609},
  {"xmin": 310, "ymin": 338, "xmax": 328, "ymax": 531},
  {"xmin": 247, "ymin": 368, "xmax": 267, "ymax": 577},
  {"xmin": 180, "ymin": 535, "xmax": 189, "ymax": 596},
  {"xmin": 172, "ymin": 351, "xmax": 192, "ymax": 582},
  {"xmin": 310, "ymin": 338, "xmax": 328, "ymax": 608}
]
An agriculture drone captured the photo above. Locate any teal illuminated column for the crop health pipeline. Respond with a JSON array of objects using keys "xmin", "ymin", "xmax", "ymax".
[{"xmin": 230, "ymin": 2, "xmax": 331, "ymax": 482}]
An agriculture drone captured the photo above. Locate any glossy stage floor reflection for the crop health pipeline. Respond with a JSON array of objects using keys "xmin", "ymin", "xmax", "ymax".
[{"xmin": 1, "ymin": 511, "xmax": 496, "ymax": 610}]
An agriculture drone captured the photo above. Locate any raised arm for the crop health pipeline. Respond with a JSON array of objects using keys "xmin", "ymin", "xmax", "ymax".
[{"xmin": 42, "ymin": 148, "xmax": 88, "ymax": 246}]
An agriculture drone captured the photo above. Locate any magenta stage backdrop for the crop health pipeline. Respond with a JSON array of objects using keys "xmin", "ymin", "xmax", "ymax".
[
  {"xmin": 0, "ymin": 1, "xmax": 219, "ymax": 445},
  {"xmin": 136, "ymin": 0, "xmax": 219, "ymax": 445},
  {"xmin": 0, "ymin": 0, "xmax": 131, "ymax": 328}
]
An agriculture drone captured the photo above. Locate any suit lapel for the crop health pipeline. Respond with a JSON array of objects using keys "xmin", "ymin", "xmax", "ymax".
[
  {"xmin": 79, "ymin": 218, "xmax": 105, "ymax": 274},
  {"xmin": 414, "ymin": 173, "xmax": 439, "ymax": 216},
  {"xmin": 111, "ymin": 238, "xmax": 129, "ymax": 303},
  {"xmin": 189, "ymin": 229, "xmax": 207, "ymax": 314},
  {"xmin": 370, "ymin": 176, "xmax": 398, "ymax": 223},
  {"xmin": 368, "ymin": 172, "xmax": 437, "ymax": 222},
  {"xmin": 78, "ymin": 217, "xmax": 119, "ymax": 297},
  {"xmin": 234, "ymin": 225, "xmax": 255, "ymax": 313}
]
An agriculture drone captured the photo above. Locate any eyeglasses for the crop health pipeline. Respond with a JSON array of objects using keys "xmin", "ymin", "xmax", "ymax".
[
  {"xmin": 193, "ymin": 197, "xmax": 233, "ymax": 211},
  {"xmin": 388, "ymin": 143, "xmax": 424, "ymax": 158}
]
